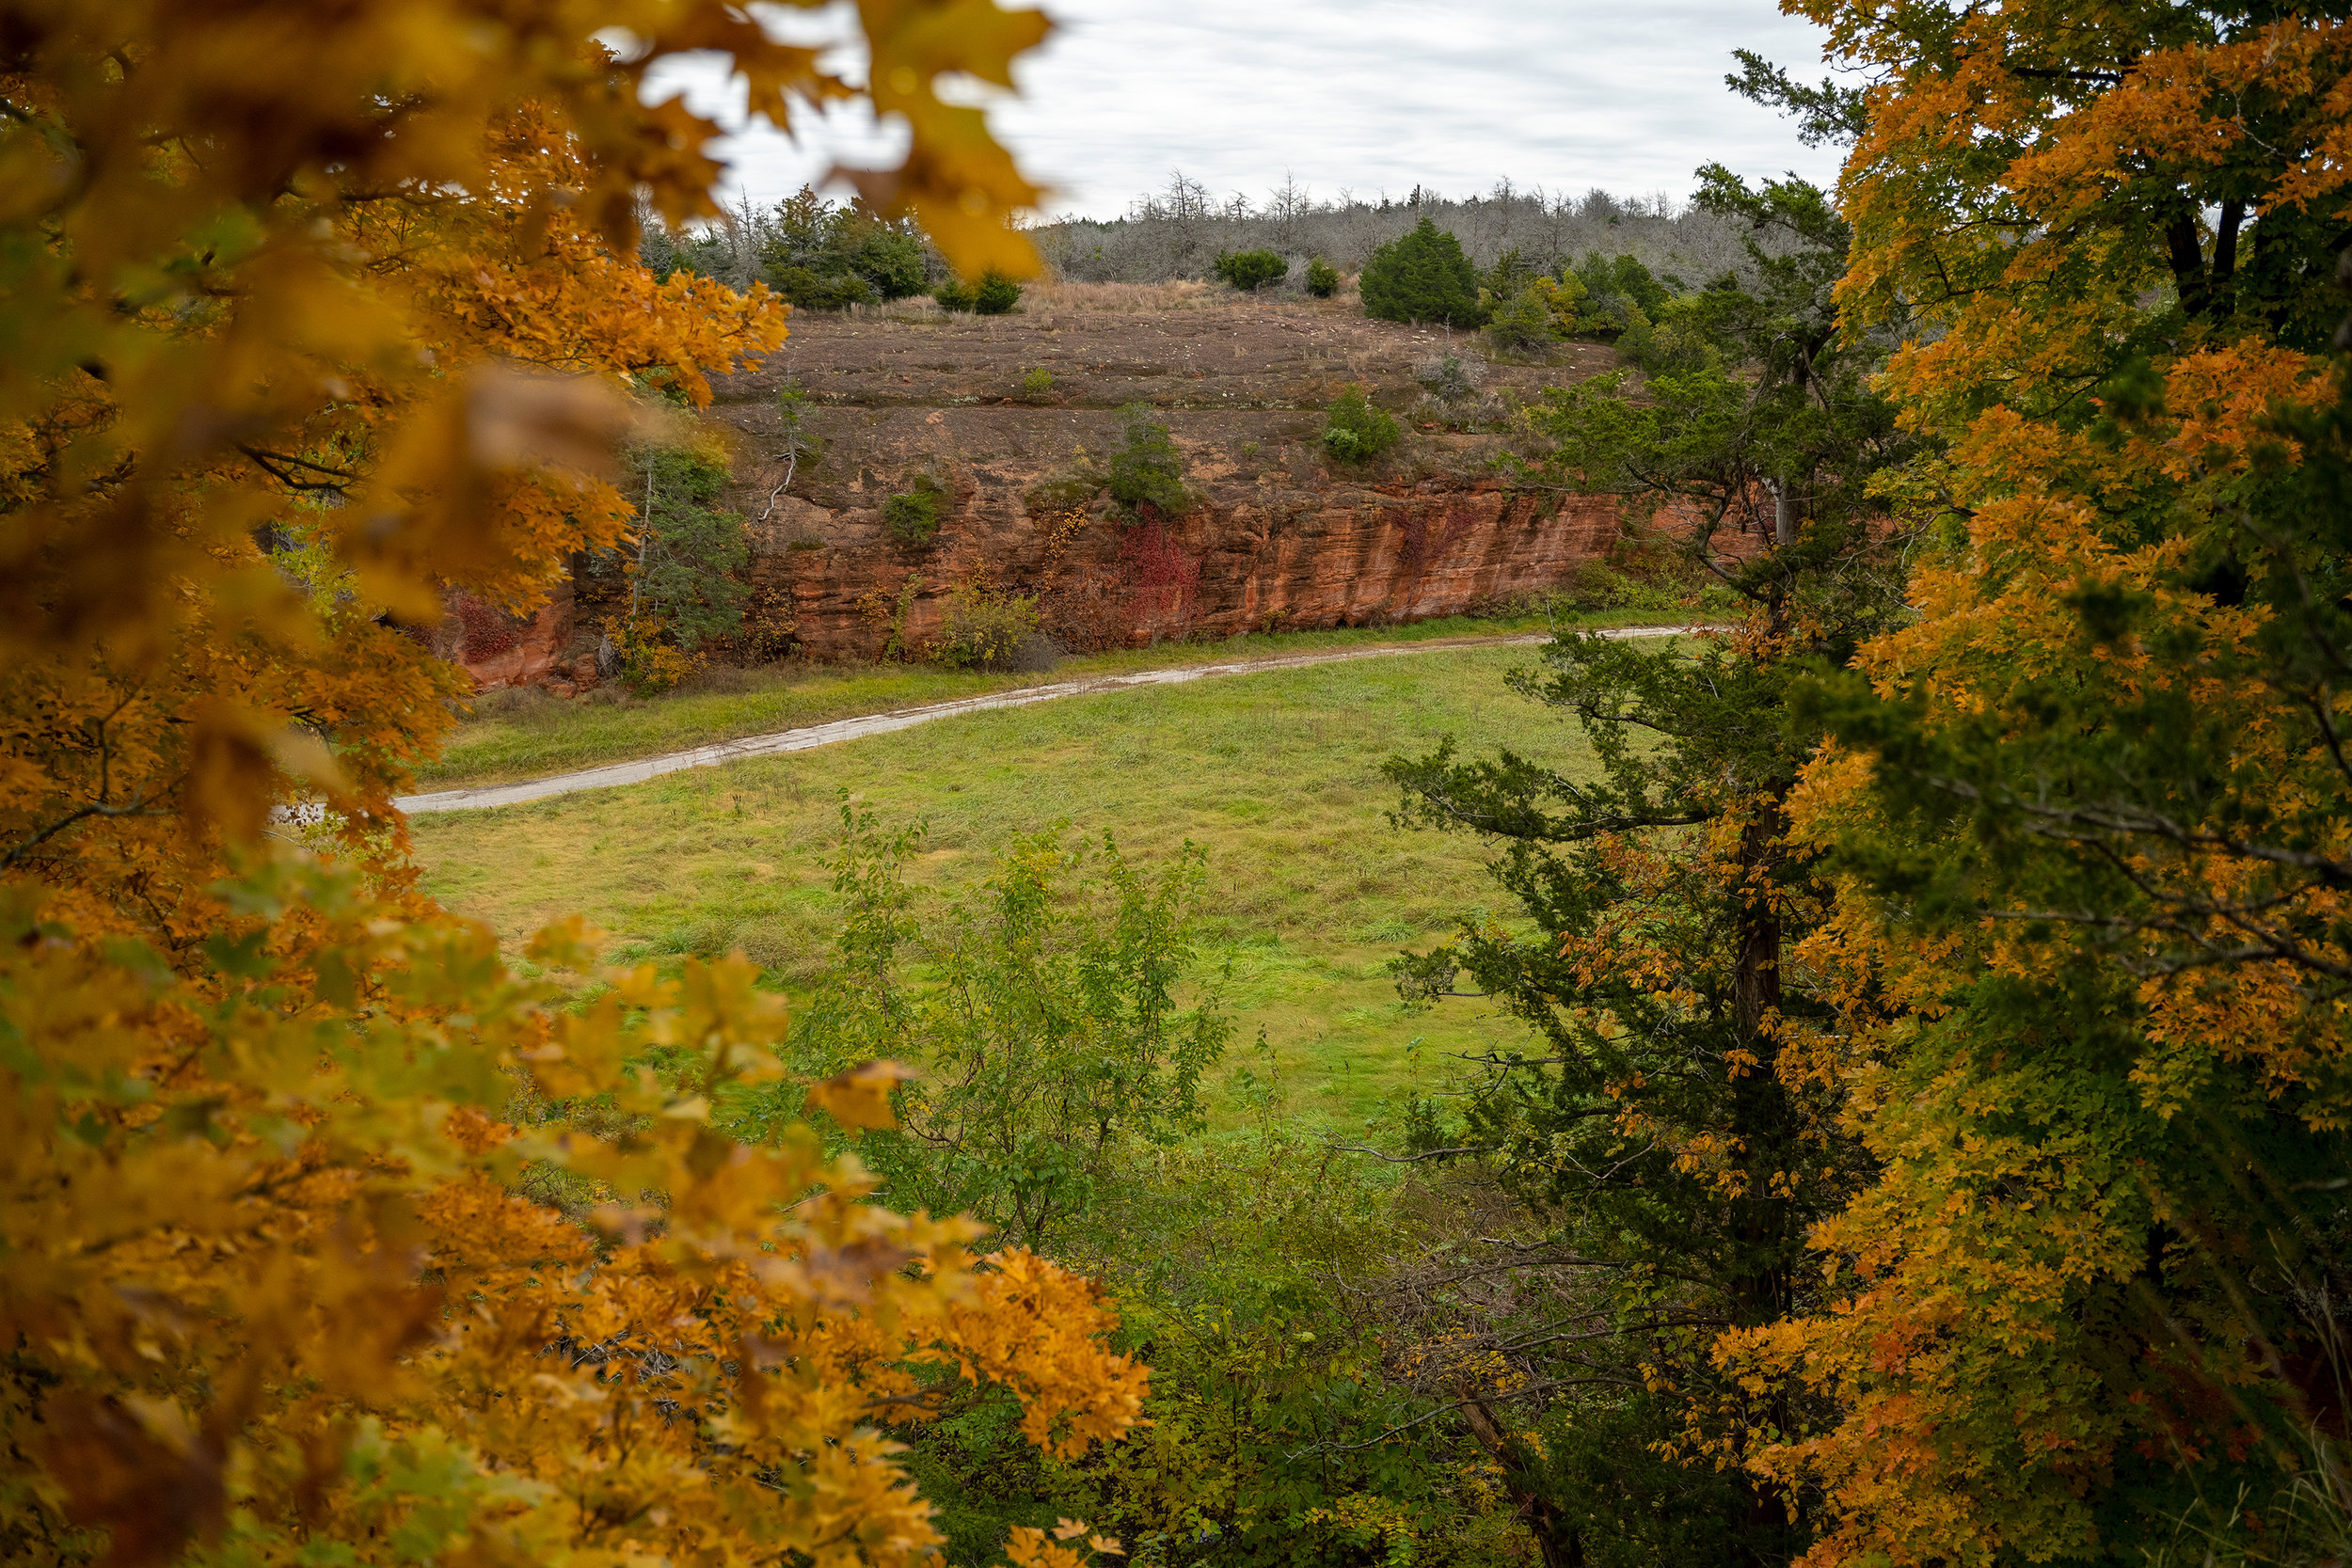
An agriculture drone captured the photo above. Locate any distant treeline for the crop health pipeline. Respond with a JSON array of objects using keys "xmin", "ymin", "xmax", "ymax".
[
  {"xmin": 1032, "ymin": 172, "xmax": 1768, "ymax": 290},
  {"xmin": 645, "ymin": 173, "xmax": 1766, "ymax": 296}
]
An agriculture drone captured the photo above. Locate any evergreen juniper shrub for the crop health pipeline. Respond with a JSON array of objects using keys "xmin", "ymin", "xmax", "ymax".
[
  {"xmin": 754, "ymin": 184, "xmax": 927, "ymax": 304},
  {"xmin": 1322, "ymin": 385, "xmax": 1400, "ymax": 465},
  {"xmin": 1213, "ymin": 248, "xmax": 1289, "ymax": 291},
  {"xmin": 768, "ymin": 265, "xmax": 871, "ymax": 311},
  {"xmin": 971, "ymin": 269, "xmax": 1024, "ymax": 314},
  {"xmin": 1106, "ymin": 403, "xmax": 1188, "ymax": 517},
  {"xmin": 883, "ymin": 476, "xmax": 949, "ymax": 546},
  {"xmin": 1305, "ymin": 257, "xmax": 1340, "ymax": 297},
  {"xmin": 612, "ymin": 437, "xmax": 750, "ymax": 654},
  {"xmin": 1359, "ymin": 217, "xmax": 1482, "ymax": 327},
  {"xmin": 1566, "ymin": 251, "xmax": 1677, "ymax": 338}
]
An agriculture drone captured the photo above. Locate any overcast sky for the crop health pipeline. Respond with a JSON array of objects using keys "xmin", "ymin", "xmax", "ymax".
[{"xmin": 644, "ymin": 1, "xmax": 1848, "ymax": 220}]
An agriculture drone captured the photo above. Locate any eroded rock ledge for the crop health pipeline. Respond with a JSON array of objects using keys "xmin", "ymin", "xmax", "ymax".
[{"xmin": 460, "ymin": 290, "xmax": 1651, "ymax": 684}]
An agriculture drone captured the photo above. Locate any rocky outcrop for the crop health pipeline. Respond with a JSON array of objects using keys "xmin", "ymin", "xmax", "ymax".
[
  {"xmin": 746, "ymin": 475, "xmax": 1623, "ymax": 659},
  {"xmin": 446, "ymin": 581, "xmax": 574, "ymax": 689},
  {"xmin": 546, "ymin": 290, "xmax": 1714, "ymax": 673}
]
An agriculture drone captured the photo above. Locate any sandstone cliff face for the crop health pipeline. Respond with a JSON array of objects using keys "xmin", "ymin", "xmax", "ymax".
[
  {"xmin": 475, "ymin": 287, "xmax": 1682, "ymax": 686},
  {"xmin": 744, "ymin": 471, "xmax": 1624, "ymax": 659},
  {"xmin": 679, "ymin": 289, "xmax": 1641, "ymax": 661},
  {"xmin": 445, "ymin": 581, "xmax": 574, "ymax": 689}
]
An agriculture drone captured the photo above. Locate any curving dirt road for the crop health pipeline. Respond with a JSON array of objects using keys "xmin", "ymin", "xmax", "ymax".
[{"xmin": 396, "ymin": 625, "xmax": 1698, "ymax": 816}]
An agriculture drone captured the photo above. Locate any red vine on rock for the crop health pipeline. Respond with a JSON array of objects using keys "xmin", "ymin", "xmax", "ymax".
[
  {"xmin": 452, "ymin": 591, "xmax": 524, "ymax": 657},
  {"xmin": 1120, "ymin": 515, "xmax": 1200, "ymax": 641}
]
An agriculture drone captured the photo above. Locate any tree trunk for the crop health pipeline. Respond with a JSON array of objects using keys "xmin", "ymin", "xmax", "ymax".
[
  {"xmin": 1461, "ymin": 1398, "xmax": 1585, "ymax": 1568},
  {"xmin": 1730, "ymin": 803, "xmax": 1783, "ymax": 1043},
  {"xmin": 1728, "ymin": 791, "xmax": 1795, "ymax": 1329}
]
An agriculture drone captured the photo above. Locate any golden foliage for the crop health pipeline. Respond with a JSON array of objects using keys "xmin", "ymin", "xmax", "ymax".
[
  {"xmin": 0, "ymin": 873, "xmax": 1146, "ymax": 1566},
  {"xmin": 1, "ymin": 3, "xmax": 1140, "ymax": 1566},
  {"xmin": 1715, "ymin": 4, "xmax": 2352, "ymax": 1560}
]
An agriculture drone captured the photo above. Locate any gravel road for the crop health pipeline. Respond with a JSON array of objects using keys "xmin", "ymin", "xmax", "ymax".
[{"xmin": 396, "ymin": 625, "xmax": 1698, "ymax": 816}]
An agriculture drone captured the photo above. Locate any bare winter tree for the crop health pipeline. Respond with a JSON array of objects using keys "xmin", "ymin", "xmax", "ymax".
[{"xmin": 1265, "ymin": 171, "xmax": 1310, "ymax": 250}]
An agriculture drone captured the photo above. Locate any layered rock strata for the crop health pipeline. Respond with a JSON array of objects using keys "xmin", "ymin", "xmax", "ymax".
[
  {"xmin": 698, "ymin": 294, "xmax": 1637, "ymax": 660},
  {"xmin": 466, "ymin": 291, "xmax": 1676, "ymax": 682}
]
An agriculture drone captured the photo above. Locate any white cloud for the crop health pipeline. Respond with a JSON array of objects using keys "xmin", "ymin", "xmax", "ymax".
[{"xmin": 650, "ymin": 0, "xmax": 1848, "ymax": 219}]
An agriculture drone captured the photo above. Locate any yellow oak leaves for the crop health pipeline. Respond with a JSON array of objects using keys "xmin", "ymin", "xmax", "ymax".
[{"xmin": 2, "ymin": 0, "xmax": 1053, "ymax": 942}]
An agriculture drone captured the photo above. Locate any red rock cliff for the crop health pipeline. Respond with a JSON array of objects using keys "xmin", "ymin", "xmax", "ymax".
[{"xmin": 569, "ymin": 286, "xmax": 1737, "ymax": 668}]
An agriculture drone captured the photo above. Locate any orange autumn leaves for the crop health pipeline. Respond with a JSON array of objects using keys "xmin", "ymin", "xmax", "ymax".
[
  {"xmin": 1, "ymin": 871, "xmax": 1144, "ymax": 1567},
  {"xmin": 1, "ymin": 3, "xmax": 1146, "ymax": 1566},
  {"xmin": 1710, "ymin": 2, "xmax": 2352, "ymax": 1561}
]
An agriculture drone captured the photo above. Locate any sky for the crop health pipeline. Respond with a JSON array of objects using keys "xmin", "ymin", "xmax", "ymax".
[{"xmin": 644, "ymin": 1, "xmax": 1849, "ymax": 221}]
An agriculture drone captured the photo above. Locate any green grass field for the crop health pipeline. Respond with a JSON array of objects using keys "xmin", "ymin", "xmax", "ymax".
[
  {"xmin": 421, "ymin": 608, "xmax": 1677, "ymax": 789},
  {"xmin": 412, "ymin": 638, "xmax": 1636, "ymax": 1138}
]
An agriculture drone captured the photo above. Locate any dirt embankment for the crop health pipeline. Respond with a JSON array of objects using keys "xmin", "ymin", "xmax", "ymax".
[{"xmin": 455, "ymin": 284, "xmax": 1645, "ymax": 685}]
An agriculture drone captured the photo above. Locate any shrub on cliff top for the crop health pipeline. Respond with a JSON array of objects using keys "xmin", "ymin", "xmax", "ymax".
[
  {"xmin": 1359, "ymin": 217, "xmax": 1481, "ymax": 328},
  {"xmin": 973, "ymin": 269, "xmax": 1024, "ymax": 314},
  {"xmin": 939, "ymin": 269, "xmax": 1023, "ymax": 314},
  {"xmin": 1484, "ymin": 286, "xmax": 1562, "ymax": 356},
  {"xmin": 1322, "ymin": 384, "xmax": 1399, "ymax": 465},
  {"xmin": 1414, "ymin": 353, "xmax": 1486, "ymax": 403},
  {"xmin": 768, "ymin": 263, "xmax": 871, "ymax": 312}
]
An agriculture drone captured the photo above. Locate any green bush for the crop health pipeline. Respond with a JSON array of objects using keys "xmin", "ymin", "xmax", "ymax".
[
  {"xmin": 1322, "ymin": 384, "xmax": 1400, "ymax": 465},
  {"xmin": 768, "ymin": 264, "xmax": 871, "ymax": 311},
  {"xmin": 1359, "ymin": 217, "xmax": 1481, "ymax": 327},
  {"xmin": 1571, "ymin": 250, "xmax": 1677, "ymax": 315},
  {"xmin": 1106, "ymin": 403, "xmax": 1187, "ymax": 517},
  {"xmin": 930, "ymin": 578, "xmax": 1045, "ymax": 670},
  {"xmin": 932, "ymin": 278, "xmax": 973, "ymax": 312},
  {"xmin": 883, "ymin": 476, "xmax": 948, "ymax": 547},
  {"xmin": 971, "ymin": 269, "xmax": 1023, "ymax": 314},
  {"xmin": 617, "ymin": 437, "xmax": 749, "ymax": 652},
  {"xmin": 1482, "ymin": 245, "xmax": 1539, "ymax": 303},
  {"xmin": 1485, "ymin": 286, "xmax": 1561, "ymax": 356},
  {"xmin": 756, "ymin": 185, "xmax": 928, "ymax": 303},
  {"xmin": 838, "ymin": 225, "xmax": 928, "ymax": 299},
  {"xmin": 1305, "ymin": 256, "xmax": 1340, "ymax": 297},
  {"xmin": 1565, "ymin": 251, "xmax": 1678, "ymax": 338},
  {"xmin": 1019, "ymin": 366, "xmax": 1054, "ymax": 401},
  {"xmin": 1619, "ymin": 295, "xmax": 1718, "ymax": 377},
  {"xmin": 1214, "ymin": 248, "xmax": 1289, "ymax": 291}
]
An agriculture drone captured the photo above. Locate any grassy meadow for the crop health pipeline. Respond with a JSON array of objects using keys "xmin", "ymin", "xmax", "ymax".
[
  {"xmin": 412, "ymin": 638, "xmax": 1632, "ymax": 1136},
  {"xmin": 420, "ymin": 607, "xmax": 1682, "ymax": 789}
]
